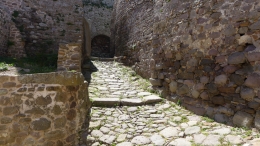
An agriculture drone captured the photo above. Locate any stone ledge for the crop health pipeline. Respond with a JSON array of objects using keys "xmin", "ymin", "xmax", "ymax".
[
  {"xmin": 8, "ymin": 72, "xmax": 86, "ymax": 85},
  {"xmin": 91, "ymin": 95, "xmax": 162, "ymax": 107},
  {"xmin": 90, "ymin": 56, "xmax": 121, "ymax": 62}
]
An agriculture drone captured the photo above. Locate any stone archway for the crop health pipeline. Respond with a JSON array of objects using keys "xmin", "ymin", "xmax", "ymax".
[{"xmin": 91, "ymin": 35, "xmax": 111, "ymax": 58}]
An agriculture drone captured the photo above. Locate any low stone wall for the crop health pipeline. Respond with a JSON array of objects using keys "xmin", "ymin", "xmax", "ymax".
[
  {"xmin": 0, "ymin": 72, "xmax": 90, "ymax": 146},
  {"xmin": 57, "ymin": 42, "xmax": 83, "ymax": 72},
  {"xmin": 111, "ymin": 0, "xmax": 260, "ymax": 128}
]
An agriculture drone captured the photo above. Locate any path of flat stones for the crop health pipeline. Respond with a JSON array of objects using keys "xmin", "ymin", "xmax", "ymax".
[{"xmin": 86, "ymin": 60, "xmax": 260, "ymax": 146}]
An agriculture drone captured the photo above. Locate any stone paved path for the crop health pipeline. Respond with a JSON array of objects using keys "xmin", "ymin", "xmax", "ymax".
[{"xmin": 85, "ymin": 60, "xmax": 260, "ymax": 146}]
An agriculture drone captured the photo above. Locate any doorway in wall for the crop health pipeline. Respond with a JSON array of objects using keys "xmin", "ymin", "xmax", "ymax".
[{"xmin": 91, "ymin": 35, "xmax": 111, "ymax": 58}]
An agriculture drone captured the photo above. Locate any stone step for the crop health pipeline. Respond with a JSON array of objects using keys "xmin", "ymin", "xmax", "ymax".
[
  {"xmin": 90, "ymin": 56, "xmax": 121, "ymax": 62},
  {"xmin": 91, "ymin": 95, "xmax": 163, "ymax": 107}
]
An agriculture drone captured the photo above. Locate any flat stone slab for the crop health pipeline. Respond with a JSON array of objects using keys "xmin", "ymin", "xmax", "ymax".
[
  {"xmin": 143, "ymin": 95, "xmax": 162, "ymax": 104},
  {"xmin": 137, "ymin": 92, "xmax": 152, "ymax": 97},
  {"xmin": 169, "ymin": 138, "xmax": 192, "ymax": 146},
  {"xmin": 131, "ymin": 136, "xmax": 151, "ymax": 145},
  {"xmin": 91, "ymin": 98, "xmax": 120, "ymax": 107},
  {"xmin": 121, "ymin": 99, "xmax": 143, "ymax": 106},
  {"xmin": 91, "ymin": 96, "xmax": 162, "ymax": 107}
]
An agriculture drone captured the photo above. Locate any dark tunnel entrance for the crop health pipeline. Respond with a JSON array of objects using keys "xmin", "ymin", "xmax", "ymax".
[{"xmin": 91, "ymin": 35, "xmax": 112, "ymax": 58}]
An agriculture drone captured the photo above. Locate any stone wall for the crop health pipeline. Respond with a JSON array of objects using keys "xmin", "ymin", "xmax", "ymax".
[
  {"xmin": 0, "ymin": 0, "xmax": 83, "ymax": 57},
  {"xmin": 57, "ymin": 42, "xmax": 83, "ymax": 72},
  {"xmin": 83, "ymin": 0, "xmax": 114, "ymax": 38},
  {"xmin": 0, "ymin": 4, "xmax": 11, "ymax": 56},
  {"xmin": 0, "ymin": 72, "xmax": 90, "ymax": 145},
  {"xmin": 111, "ymin": 0, "xmax": 260, "ymax": 128}
]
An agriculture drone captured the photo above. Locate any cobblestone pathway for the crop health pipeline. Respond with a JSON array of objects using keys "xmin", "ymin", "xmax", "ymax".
[{"xmin": 86, "ymin": 60, "xmax": 260, "ymax": 146}]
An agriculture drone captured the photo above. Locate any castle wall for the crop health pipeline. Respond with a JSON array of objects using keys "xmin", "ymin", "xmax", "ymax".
[
  {"xmin": 0, "ymin": 0, "xmax": 84, "ymax": 57},
  {"xmin": 83, "ymin": 0, "xmax": 114, "ymax": 38},
  {"xmin": 111, "ymin": 0, "xmax": 260, "ymax": 128},
  {"xmin": 0, "ymin": 3, "xmax": 11, "ymax": 56}
]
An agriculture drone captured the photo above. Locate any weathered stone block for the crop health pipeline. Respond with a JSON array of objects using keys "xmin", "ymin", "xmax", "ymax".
[
  {"xmin": 177, "ymin": 85, "xmax": 189, "ymax": 95},
  {"xmin": 3, "ymin": 107, "xmax": 18, "ymax": 115},
  {"xmin": 215, "ymin": 55, "xmax": 226, "ymax": 64},
  {"xmin": 195, "ymin": 83, "xmax": 204, "ymax": 91},
  {"xmin": 240, "ymin": 87, "xmax": 255, "ymax": 101},
  {"xmin": 71, "ymin": 53, "xmax": 80, "ymax": 60},
  {"xmin": 233, "ymin": 111, "xmax": 253, "ymax": 128},
  {"xmin": 45, "ymin": 130, "xmax": 65, "ymax": 140},
  {"xmin": 230, "ymin": 74, "xmax": 245, "ymax": 85},
  {"xmin": 67, "ymin": 109, "xmax": 76, "ymax": 121},
  {"xmin": 0, "ymin": 76, "xmax": 9, "ymax": 83},
  {"xmin": 46, "ymin": 86, "xmax": 61, "ymax": 91},
  {"xmin": 223, "ymin": 65, "xmax": 239, "ymax": 73},
  {"xmin": 184, "ymin": 104, "xmax": 206, "ymax": 116},
  {"xmin": 248, "ymin": 101, "xmax": 260, "ymax": 110},
  {"xmin": 55, "ymin": 92, "xmax": 68, "ymax": 103},
  {"xmin": 1, "ymin": 117, "xmax": 12, "ymax": 124},
  {"xmin": 224, "ymin": 25, "xmax": 236, "ymax": 36},
  {"xmin": 36, "ymin": 96, "xmax": 52, "ymax": 106},
  {"xmin": 200, "ymin": 76, "xmax": 209, "ymax": 84},
  {"xmin": 191, "ymin": 90, "xmax": 200, "ymax": 98},
  {"xmin": 149, "ymin": 78, "xmax": 162, "ymax": 86},
  {"xmin": 228, "ymin": 52, "xmax": 246, "ymax": 64},
  {"xmin": 214, "ymin": 74, "xmax": 228, "ymax": 85},
  {"xmin": 25, "ymin": 107, "xmax": 45, "ymax": 115},
  {"xmin": 200, "ymin": 92, "xmax": 209, "ymax": 100},
  {"xmin": 215, "ymin": 114, "xmax": 229, "ymax": 123},
  {"xmin": 244, "ymin": 73, "xmax": 260, "ymax": 88},
  {"xmin": 205, "ymin": 83, "xmax": 219, "ymax": 95},
  {"xmin": 0, "ymin": 89, "xmax": 8, "ymax": 95},
  {"xmin": 200, "ymin": 59, "xmax": 214, "ymax": 65},
  {"xmin": 19, "ymin": 118, "xmax": 32, "ymax": 123},
  {"xmin": 3, "ymin": 82, "xmax": 16, "ymax": 88},
  {"xmin": 31, "ymin": 118, "xmax": 51, "ymax": 131},
  {"xmin": 255, "ymin": 111, "xmax": 260, "ymax": 129},
  {"xmin": 187, "ymin": 58, "xmax": 198, "ymax": 67},
  {"xmin": 52, "ymin": 105, "xmax": 62, "ymax": 115},
  {"xmin": 17, "ymin": 88, "xmax": 27, "ymax": 92},
  {"xmin": 218, "ymin": 87, "xmax": 235, "ymax": 94},
  {"xmin": 178, "ymin": 72, "xmax": 194, "ymax": 80},
  {"xmin": 247, "ymin": 52, "xmax": 260, "ymax": 62},
  {"xmin": 155, "ymin": 64, "xmax": 163, "ymax": 70},
  {"xmin": 169, "ymin": 81, "xmax": 177, "ymax": 93},
  {"xmin": 54, "ymin": 117, "xmax": 66, "ymax": 129},
  {"xmin": 238, "ymin": 35, "xmax": 252, "ymax": 45},
  {"xmin": 211, "ymin": 96, "xmax": 225, "ymax": 105},
  {"xmin": 249, "ymin": 20, "xmax": 260, "ymax": 30},
  {"xmin": 0, "ymin": 125, "xmax": 7, "ymax": 131}
]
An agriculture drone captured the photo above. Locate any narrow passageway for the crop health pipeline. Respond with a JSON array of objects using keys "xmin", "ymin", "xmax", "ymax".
[{"xmin": 86, "ymin": 60, "xmax": 260, "ymax": 146}]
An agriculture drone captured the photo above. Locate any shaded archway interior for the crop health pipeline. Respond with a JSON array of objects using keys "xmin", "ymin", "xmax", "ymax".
[{"xmin": 91, "ymin": 35, "xmax": 112, "ymax": 58}]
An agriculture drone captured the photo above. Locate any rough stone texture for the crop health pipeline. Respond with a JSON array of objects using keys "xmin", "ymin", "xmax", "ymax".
[
  {"xmin": 233, "ymin": 111, "xmax": 254, "ymax": 128},
  {"xmin": 0, "ymin": 0, "xmax": 83, "ymax": 57},
  {"xmin": 111, "ymin": 0, "xmax": 260, "ymax": 128},
  {"xmin": 83, "ymin": 0, "xmax": 114, "ymax": 38},
  {"xmin": 57, "ymin": 43, "xmax": 83, "ymax": 72},
  {"xmin": 240, "ymin": 87, "xmax": 255, "ymax": 101},
  {"xmin": 0, "ymin": 72, "xmax": 90, "ymax": 145},
  {"xmin": 85, "ymin": 60, "xmax": 259, "ymax": 145}
]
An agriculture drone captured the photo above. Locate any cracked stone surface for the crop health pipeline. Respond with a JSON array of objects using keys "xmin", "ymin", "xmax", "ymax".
[{"xmin": 84, "ymin": 61, "xmax": 260, "ymax": 146}]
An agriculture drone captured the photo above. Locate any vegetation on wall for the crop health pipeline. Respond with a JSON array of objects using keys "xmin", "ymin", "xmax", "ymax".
[
  {"xmin": 7, "ymin": 40, "xmax": 15, "ymax": 47},
  {"xmin": 0, "ymin": 55, "xmax": 57, "ymax": 74}
]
